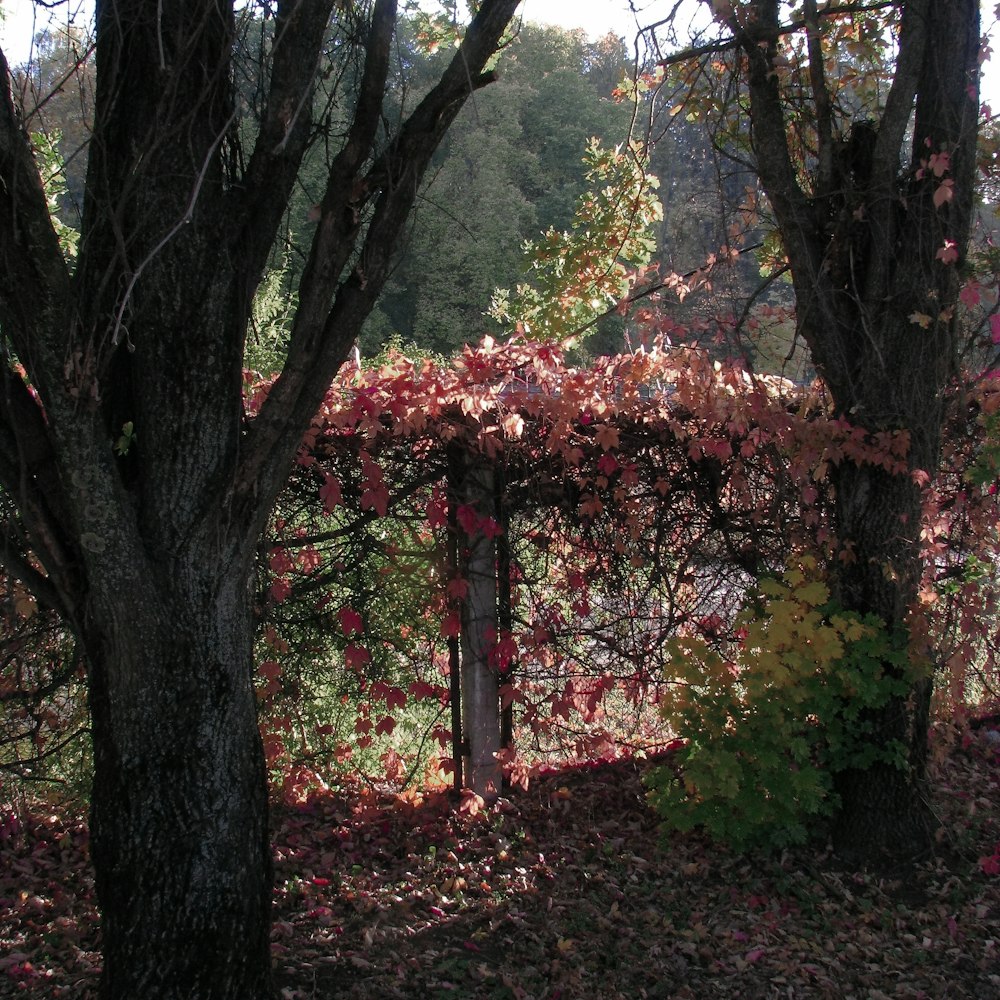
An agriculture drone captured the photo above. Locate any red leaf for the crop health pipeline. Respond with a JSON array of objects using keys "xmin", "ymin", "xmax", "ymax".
[
  {"xmin": 361, "ymin": 484, "xmax": 389, "ymax": 517},
  {"xmin": 259, "ymin": 660, "xmax": 281, "ymax": 680},
  {"xmin": 441, "ymin": 609, "xmax": 462, "ymax": 638},
  {"xmin": 597, "ymin": 452, "xmax": 619, "ymax": 476},
  {"xmin": 298, "ymin": 546, "xmax": 322, "ymax": 573},
  {"xmin": 269, "ymin": 548, "xmax": 293, "ymax": 574},
  {"xmin": 385, "ymin": 686, "xmax": 407, "ymax": 712},
  {"xmin": 936, "ymin": 239, "xmax": 958, "ymax": 264},
  {"xmin": 319, "ymin": 473, "xmax": 342, "ymax": 512},
  {"xmin": 409, "ymin": 680, "xmax": 438, "ymax": 700},
  {"xmin": 345, "ymin": 643, "xmax": 370, "ymax": 670},
  {"xmin": 456, "ymin": 504, "xmax": 480, "ymax": 535},
  {"xmin": 480, "ymin": 516, "xmax": 504, "ymax": 539},
  {"xmin": 338, "ymin": 606, "xmax": 364, "ymax": 637},
  {"xmin": 990, "ymin": 314, "xmax": 1000, "ymax": 344},
  {"xmin": 960, "ymin": 281, "xmax": 982, "ymax": 308},
  {"xmin": 979, "ymin": 848, "xmax": 1000, "ymax": 875},
  {"xmin": 426, "ymin": 494, "xmax": 448, "ymax": 528}
]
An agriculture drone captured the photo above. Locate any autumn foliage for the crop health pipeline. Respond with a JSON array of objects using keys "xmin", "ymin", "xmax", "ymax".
[{"xmin": 241, "ymin": 331, "xmax": 1000, "ymax": 809}]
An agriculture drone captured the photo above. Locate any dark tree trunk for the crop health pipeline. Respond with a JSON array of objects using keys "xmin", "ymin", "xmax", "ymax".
[
  {"xmin": 828, "ymin": 461, "xmax": 935, "ymax": 856},
  {"xmin": 0, "ymin": 0, "xmax": 522, "ymax": 995},
  {"xmin": 731, "ymin": 0, "xmax": 981, "ymax": 859},
  {"xmin": 86, "ymin": 554, "xmax": 272, "ymax": 998}
]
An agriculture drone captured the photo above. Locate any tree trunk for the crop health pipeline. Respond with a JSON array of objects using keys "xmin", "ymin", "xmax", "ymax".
[
  {"xmin": 825, "ymin": 407, "xmax": 939, "ymax": 856},
  {"xmin": 86, "ymin": 549, "xmax": 272, "ymax": 999},
  {"xmin": 458, "ymin": 459, "xmax": 502, "ymax": 800},
  {"xmin": 732, "ymin": 0, "xmax": 980, "ymax": 860}
]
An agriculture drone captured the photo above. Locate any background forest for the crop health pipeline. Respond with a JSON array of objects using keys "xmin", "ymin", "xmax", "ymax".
[{"xmin": 9, "ymin": 14, "xmax": 755, "ymax": 362}]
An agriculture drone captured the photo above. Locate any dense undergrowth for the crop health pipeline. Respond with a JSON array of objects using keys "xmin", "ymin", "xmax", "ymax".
[{"xmin": 1, "ymin": 719, "xmax": 998, "ymax": 999}]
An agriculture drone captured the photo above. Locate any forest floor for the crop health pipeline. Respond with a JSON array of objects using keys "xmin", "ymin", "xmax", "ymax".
[{"xmin": 1, "ymin": 722, "xmax": 999, "ymax": 999}]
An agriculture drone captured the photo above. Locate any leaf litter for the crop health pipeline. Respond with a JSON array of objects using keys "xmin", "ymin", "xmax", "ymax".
[{"xmin": 1, "ymin": 722, "xmax": 998, "ymax": 998}]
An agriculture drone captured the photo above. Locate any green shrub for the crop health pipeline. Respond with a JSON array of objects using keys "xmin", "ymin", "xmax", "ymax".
[{"xmin": 646, "ymin": 557, "xmax": 915, "ymax": 850}]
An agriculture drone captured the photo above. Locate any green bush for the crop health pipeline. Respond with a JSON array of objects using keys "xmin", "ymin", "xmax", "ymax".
[{"xmin": 646, "ymin": 557, "xmax": 915, "ymax": 850}]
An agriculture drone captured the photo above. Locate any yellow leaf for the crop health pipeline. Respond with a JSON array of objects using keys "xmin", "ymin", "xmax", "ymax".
[{"xmin": 796, "ymin": 580, "xmax": 829, "ymax": 607}]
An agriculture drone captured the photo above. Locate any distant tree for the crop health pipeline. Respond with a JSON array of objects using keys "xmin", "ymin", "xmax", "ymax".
[
  {"xmin": 0, "ymin": 1, "xmax": 520, "ymax": 997},
  {"xmin": 8, "ymin": 25, "xmax": 94, "ymax": 226},
  {"xmin": 366, "ymin": 23, "xmax": 638, "ymax": 356}
]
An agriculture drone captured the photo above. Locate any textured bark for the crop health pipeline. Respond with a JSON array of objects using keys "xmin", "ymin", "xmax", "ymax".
[
  {"xmin": 87, "ymin": 555, "xmax": 272, "ymax": 999},
  {"xmin": 0, "ymin": 0, "xmax": 521, "ymax": 995},
  {"xmin": 731, "ymin": 0, "xmax": 981, "ymax": 858}
]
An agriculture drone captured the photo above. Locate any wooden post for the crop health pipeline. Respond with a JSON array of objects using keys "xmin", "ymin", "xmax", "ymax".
[
  {"xmin": 458, "ymin": 458, "xmax": 502, "ymax": 801},
  {"xmin": 495, "ymin": 463, "xmax": 515, "ymax": 756},
  {"xmin": 446, "ymin": 478, "xmax": 464, "ymax": 797}
]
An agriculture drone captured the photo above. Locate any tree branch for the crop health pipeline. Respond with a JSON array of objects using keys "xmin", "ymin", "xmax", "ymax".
[
  {"xmin": 804, "ymin": 0, "xmax": 835, "ymax": 200},
  {"xmin": 871, "ymin": 0, "xmax": 927, "ymax": 185},
  {"xmin": 229, "ymin": 0, "xmax": 337, "ymax": 290},
  {"xmin": 284, "ymin": 0, "xmax": 400, "ymax": 344},
  {"xmin": 234, "ymin": 0, "xmax": 521, "ymax": 535},
  {"xmin": 0, "ymin": 48, "xmax": 74, "ymax": 383},
  {"xmin": 859, "ymin": 0, "xmax": 928, "ymax": 317},
  {"xmin": 728, "ymin": 0, "xmax": 848, "ymax": 388}
]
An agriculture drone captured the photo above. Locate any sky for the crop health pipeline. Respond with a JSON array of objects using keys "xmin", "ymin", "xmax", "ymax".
[
  {"xmin": 1, "ymin": 1, "xmax": 710, "ymax": 66},
  {"xmin": 0, "ymin": 0, "xmax": 998, "ymax": 105}
]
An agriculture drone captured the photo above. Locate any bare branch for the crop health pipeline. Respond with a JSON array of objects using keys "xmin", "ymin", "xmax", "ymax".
[
  {"xmin": 229, "ymin": 0, "xmax": 337, "ymax": 286},
  {"xmin": 235, "ymin": 0, "xmax": 521, "ymax": 533},
  {"xmin": 656, "ymin": 1, "xmax": 897, "ymax": 69},
  {"xmin": 804, "ymin": 0, "xmax": 835, "ymax": 200}
]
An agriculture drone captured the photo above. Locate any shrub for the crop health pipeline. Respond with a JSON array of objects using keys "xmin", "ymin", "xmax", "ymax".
[{"xmin": 646, "ymin": 557, "xmax": 915, "ymax": 850}]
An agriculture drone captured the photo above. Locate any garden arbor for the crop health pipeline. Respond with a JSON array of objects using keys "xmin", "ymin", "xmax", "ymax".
[
  {"xmin": 263, "ymin": 334, "xmax": 1000, "ymax": 807},
  {"xmin": 0, "ymin": 1, "xmax": 521, "ymax": 996}
]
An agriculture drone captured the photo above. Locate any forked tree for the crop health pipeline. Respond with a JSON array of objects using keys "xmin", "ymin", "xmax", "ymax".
[
  {"xmin": 0, "ymin": 1, "xmax": 520, "ymax": 996},
  {"xmin": 646, "ymin": 0, "xmax": 981, "ymax": 855}
]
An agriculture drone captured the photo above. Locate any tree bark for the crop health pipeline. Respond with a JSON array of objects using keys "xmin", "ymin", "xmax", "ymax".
[
  {"xmin": 0, "ymin": 0, "xmax": 522, "ymax": 995},
  {"xmin": 731, "ymin": 0, "xmax": 981, "ymax": 858},
  {"xmin": 86, "ymin": 552, "xmax": 272, "ymax": 998},
  {"xmin": 828, "ymin": 461, "xmax": 935, "ymax": 857}
]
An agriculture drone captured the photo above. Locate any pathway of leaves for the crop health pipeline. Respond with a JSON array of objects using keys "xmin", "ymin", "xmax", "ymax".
[{"xmin": 2, "ymin": 724, "xmax": 999, "ymax": 998}]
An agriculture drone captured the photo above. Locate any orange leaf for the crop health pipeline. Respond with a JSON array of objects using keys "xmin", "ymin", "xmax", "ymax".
[{"xmin": 595, "ymin": 424, "xmax": 620, "ymax": 450}]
